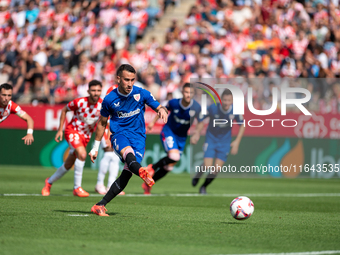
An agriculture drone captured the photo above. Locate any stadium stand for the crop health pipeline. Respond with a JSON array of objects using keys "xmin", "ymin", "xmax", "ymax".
[{"xmin": 0, "ymin": 0, "xmax": 339, "ymax": 113}]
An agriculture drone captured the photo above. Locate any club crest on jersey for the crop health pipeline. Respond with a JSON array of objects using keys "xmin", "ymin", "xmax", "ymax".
[
  {"xmin": 3, "ymin": 111, "xmax": 8, "ymax": 117},
  {"xmin": 189, "ymin": 110, "xmax": 196, "ymax": 117},
  {"xmin": 229, "ymin": 114, "xmax": 234, "ymax": 120},
  {"xmin": 114, "ymin": 102, "xmax": 120, "ymax": 107},
  {"xmin": 133, "ymin": 94, "xmax": 140, "ymax": 102}
]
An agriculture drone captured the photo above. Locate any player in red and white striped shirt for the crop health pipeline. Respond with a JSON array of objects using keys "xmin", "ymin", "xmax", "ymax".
[
  {"xmin": 0, "ymin": 83, "xmax": 34, "ymax": 145},
  {"xmin": 42, "ymin": 80, "xmax": 103, "ymax": 197}
]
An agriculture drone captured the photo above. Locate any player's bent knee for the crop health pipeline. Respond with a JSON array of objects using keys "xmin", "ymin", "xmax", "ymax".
[
  {"xmin": 164, "ymin": 165, "xmax": 174, "ymax": 171},
  {"xmin": 78, "ymin": 152, "xmax": 87, "ymax": 161},
  {"xmin": 122, "ymin": 147, "xmax": 135, "ymax": 160},
  {"xmin": 168, "ymin": 152, "xmax": 180, "ymax": 162}
]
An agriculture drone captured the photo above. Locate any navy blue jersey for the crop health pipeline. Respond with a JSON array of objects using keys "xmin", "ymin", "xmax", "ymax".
[
  {"xmin": 165, "ymin": 98, "xmax": 202, "ymax": 137},
  {"xmin": 101, "ymin": 86, "xmax": 160, "ymax": 139},
  {"xmin": 204, "ymin": 104, "xmax": 243, "ymax": 141}
]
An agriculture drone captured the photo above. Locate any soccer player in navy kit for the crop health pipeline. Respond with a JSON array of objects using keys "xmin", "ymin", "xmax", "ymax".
[
  {"xmin": 143, "ymin": 83, "xmax": 203, "ymax": 194},
  {"xmin": 89, "ymin": 64, "xmax": 168, "ymax": 216},
  {"xmin": 191, "ymin": 89, "xmax": 245, "ymax": 194}
]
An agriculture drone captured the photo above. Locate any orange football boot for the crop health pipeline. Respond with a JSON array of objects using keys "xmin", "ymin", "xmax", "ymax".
[
  {"xmin": 41, "ymin": 178, "xmax": 52, "ymax": 196},
  {"xmin": 73, "ymin": 187, "xmax": 89, "ymax": 197},
  {"xmin": 139, "ymin": 167, "xmax": 155, "ymax": 188},
  {"xmin": 91, "ymin": 204, "xmax": 109, "ymax": 216}
]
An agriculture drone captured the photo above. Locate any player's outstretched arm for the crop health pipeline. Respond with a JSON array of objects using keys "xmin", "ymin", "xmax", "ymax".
[
  {"xmin": 89, "ymin": 115, "xmax": 108, "ymax": 163},
  {"xmin": 55, "ymin": 106, "xmax": 68, "ymax": 143},
  {"xmin": 190, "ymin": 121, "xmax": 204, "ymax": 145},
  {"xmin": 155, "ymin": 105, "xmax": 168, "ymax": 124},
  {"xmin": 19, "ymin": 112, "xmax": 34, "ymax": 145},
  {"xmin": 230, "ymin": 124, "xmax": 245, "ymax": 155}
]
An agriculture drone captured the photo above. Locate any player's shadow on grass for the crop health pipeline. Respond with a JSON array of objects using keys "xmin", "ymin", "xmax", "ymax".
[{"xmin": 54, "ymin": 210, "xmax": 119, "ymax": 216}]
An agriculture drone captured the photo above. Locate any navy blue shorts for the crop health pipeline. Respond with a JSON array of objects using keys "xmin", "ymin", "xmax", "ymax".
[
  {"xmin": 203, "ymin": 132, "xmax": 231, "ymax": 162},
  {"xmin": 111, "ymin": 133, "xmax": 145, "ymax": 163},
  {"xmin": 160, "ymin": 125, "xmax": 187, "ymax": 154}
]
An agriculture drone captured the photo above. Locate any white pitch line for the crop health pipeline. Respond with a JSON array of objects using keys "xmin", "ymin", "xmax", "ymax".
[
  {"xmin": 1, "ymin": 193, "xmax": 340, "ymax": 197},
  {"xmin": 212, "ymin": 250, "xmax": 340, "ymax": 255},
  {"xmin": 67, "ymin": 214, "xmax": 89, "ymax": 217}
]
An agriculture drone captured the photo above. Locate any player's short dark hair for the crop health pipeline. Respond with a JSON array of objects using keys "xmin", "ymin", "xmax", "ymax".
[
  {"xmin": 116, "ymin": 64, "xmax": 136, "ymax": 77},
  {"xmin": 221, "ymin": 89, "xmax": 232, "ymax": 98},
  {"xmin": 183, "ymin": 83, "xmax": 191, "ymax": 89},
  {"xmin": 0, "ymin": 83, "xmax": 13, "ymax": 91},
  {"xmin": 88, "ymin": 80, "xmax": 102, "ymax": 88}
]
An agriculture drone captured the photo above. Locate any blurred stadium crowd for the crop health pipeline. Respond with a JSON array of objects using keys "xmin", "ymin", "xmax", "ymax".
[{"xmin": 0, "ymin": 0, "xmax": 340, "ymax": 113}]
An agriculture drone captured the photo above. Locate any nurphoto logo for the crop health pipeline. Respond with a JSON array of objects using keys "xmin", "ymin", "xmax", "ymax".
[{"xmin": 195, "ymin": 81, "xmax": 312, "ymax": 128}]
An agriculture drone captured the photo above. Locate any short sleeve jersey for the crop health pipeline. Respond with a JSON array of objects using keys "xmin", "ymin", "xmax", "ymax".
[
  {"xmin": 101, "ymin": 86, "xmax": 160, "ymax": 139},
  {"xmin": 204, "ymin": 104, "xmax": 243, "ymax": 141},
  {"xmin": 66, "ymin": 97, "xmax": 103, "ymax": 139},
  {"xmin": 165, "ymin": 98, "xmax": 203, "ymax": 137}
]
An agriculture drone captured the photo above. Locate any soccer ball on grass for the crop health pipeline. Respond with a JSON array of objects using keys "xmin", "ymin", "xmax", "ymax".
[{"xmin": 230, "ymin": 196, "xmax": 254, "ymax": 220}]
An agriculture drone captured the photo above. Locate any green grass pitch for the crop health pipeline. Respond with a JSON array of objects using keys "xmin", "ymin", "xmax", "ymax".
[{"xmin": 0, "ymin": 166, "xmax": 340, "ymax": 255}]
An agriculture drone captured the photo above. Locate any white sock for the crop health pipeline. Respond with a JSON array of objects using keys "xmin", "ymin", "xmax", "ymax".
[
  {"xmin": 49, "ymin": 164, "xmax": 68, "ymax": 184},
  {"xmin": 107, "ymin": 152, "xmax": 120, "ymax": 188},
  {"xmin": 74, "ymin": 159, "xmax": 85, "ymax": 189},
  {"xmin": 97, "ymin": 151, "xmax": 112, "ymax": 186}
]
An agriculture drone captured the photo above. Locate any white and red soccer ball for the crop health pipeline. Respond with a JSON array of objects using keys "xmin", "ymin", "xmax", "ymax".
[{"xmin": 230, "ymin": 196, "xmax": 254, "ymax": 220}]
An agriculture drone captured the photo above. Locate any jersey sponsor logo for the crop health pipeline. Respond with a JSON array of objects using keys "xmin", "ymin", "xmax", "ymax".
[
  {"xmin": 174, "ymin": 115, "xmax": 190, "ymax": 125},
  {"xmin": 114, "ymin": 102, "xmax": 120, "ymax": 107},
  {"xmin": 133, "ymin": 94, "xmax": 140, "ymax": 102},
  {"xmin": 117, "ymin": 108, "xmax": 140, "ymax": 118}
]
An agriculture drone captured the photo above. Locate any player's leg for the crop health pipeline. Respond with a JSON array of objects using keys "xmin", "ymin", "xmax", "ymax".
[
  {"xmin": 195, "ymin": 157, "xmax": 214, "ymax": 193},
  {"xmin": 143, "ymin": 128, "xmax": 181, "ymax": 194},
  {"xmin": 107, "ymin": 151, "xmax": 121, "ymax": 192},
  {"xmin": 42, "ymin": 151, "xmax": 76, "ymax": 196},
  {"xmin": 153, "ymin": 149, "xmax": 180, "ymax": 182},
  {"xmin": 92, "ymin": 135, "xmax": 152, "ymax": 216},
  {"xmin": 200, "ymin": 158, "xmax": 224, "ymax": 194},
  {"xmin": 92, "ymin": 149, "xmax": 137, "ymax": 215},
  {"xmin": 152, "ymin": 133, "xmax": 185, "ymax": 183},
  {"xmin": 192, "ymin": 140, "xmax": 212, "ymax": 187},
  {"xmin": 143, "ymin": 149, "xmax": 181, "ymax": 194},
  {"xmin": 91, "ymin": 169, "xmax": 132, "ymax": 216},
  {"xmin": 95, "ymin": 138, "xmax": 113, "ymax": 194},
  {"xmin": 199, "ymin": 140, "xmax": 229, "ymax": 194},
  {"xmin": 72, "ymin": 145, "xmax": 89, "ymax": 197}
]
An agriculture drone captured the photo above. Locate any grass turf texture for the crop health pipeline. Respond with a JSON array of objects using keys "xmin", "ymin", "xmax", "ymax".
[{"xmin": 0, "ymin": 166, "xmax": 340, "ymax": 255}]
